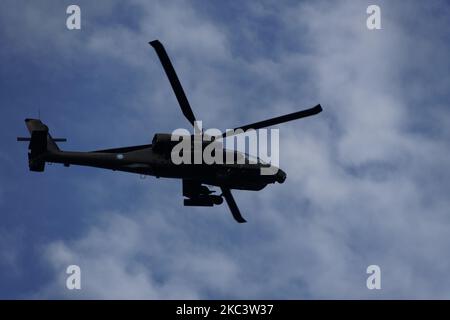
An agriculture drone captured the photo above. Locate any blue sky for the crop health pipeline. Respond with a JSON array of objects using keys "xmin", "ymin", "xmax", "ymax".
[{"xmin": 1, "ymin": 0, "xmax": 450, "ymax": 299}]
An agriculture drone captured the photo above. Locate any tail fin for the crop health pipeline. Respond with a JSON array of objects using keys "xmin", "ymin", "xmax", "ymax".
[{"xmin": 17, "ymin": 119, "xmax": 66, "ymax": 172}]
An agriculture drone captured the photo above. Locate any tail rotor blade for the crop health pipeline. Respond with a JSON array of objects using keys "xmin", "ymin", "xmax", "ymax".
[
  {"xmin": 221, "ymin": 187, "xmax": 247, "ymax": 223},
  {"xmin": 149, "ymin": 40, "xmax": 197, "ymax": 127},
  {"xmin": 222, "ymin": 104, "xmax": 322, "ymax": 138}
]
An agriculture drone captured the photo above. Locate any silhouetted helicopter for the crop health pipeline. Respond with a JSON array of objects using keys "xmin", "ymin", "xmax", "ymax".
[{"xmin": 18, "ymin": 40, "xmax": 322, "ymax": 223}]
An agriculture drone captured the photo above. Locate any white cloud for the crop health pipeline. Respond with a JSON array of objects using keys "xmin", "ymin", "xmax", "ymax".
[{"xmin": 38, "ymin": 211, "xmax": 243, "ymax": 299}]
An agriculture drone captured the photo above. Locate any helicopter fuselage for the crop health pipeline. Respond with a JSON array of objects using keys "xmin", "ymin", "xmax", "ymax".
[{"xmin": 42, "ymin": 142, "xmax": 286, "ymax": 191}]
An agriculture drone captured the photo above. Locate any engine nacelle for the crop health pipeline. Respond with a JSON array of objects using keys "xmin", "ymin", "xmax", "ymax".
[{"xmin": 152, "ymin": 133, "xmax": 184, "ymax": 153}]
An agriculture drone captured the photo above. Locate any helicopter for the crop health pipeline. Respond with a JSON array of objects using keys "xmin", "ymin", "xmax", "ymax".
[{"xmin": 18, "ymin": 40, "xmax": 322, "ymax": 223}]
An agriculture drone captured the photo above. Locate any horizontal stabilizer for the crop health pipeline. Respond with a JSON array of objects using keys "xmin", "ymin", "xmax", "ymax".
[
  {"xmin": 17, "ymin": 137, "xmax": 66, "ymax": 142},
  {"xmin": 19, "ymin": 118, "xmax": 65, "ymax": 172}
]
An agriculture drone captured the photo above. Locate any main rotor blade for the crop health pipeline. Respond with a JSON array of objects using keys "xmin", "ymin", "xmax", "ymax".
[
  {"xmin": 222, "ymin": 104, "xmax": 322, "ymax": 138},
  {"xmin": 221, "ymin": 187, "xmax": 247, "ymax": 223},
  {"xmin": 149, "ymin": 40, "xmax": 197, "ymax": 127}
]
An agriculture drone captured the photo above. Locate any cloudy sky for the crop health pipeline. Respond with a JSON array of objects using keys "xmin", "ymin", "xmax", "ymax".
[{"xmin": 1, "ymin": 0, "xmax": 450, "ymax": 299}]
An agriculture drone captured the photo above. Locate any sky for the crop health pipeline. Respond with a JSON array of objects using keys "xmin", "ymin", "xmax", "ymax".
[{"xmin": 1, "ymin": 0, "xmax": 450, "ymax": 299}]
